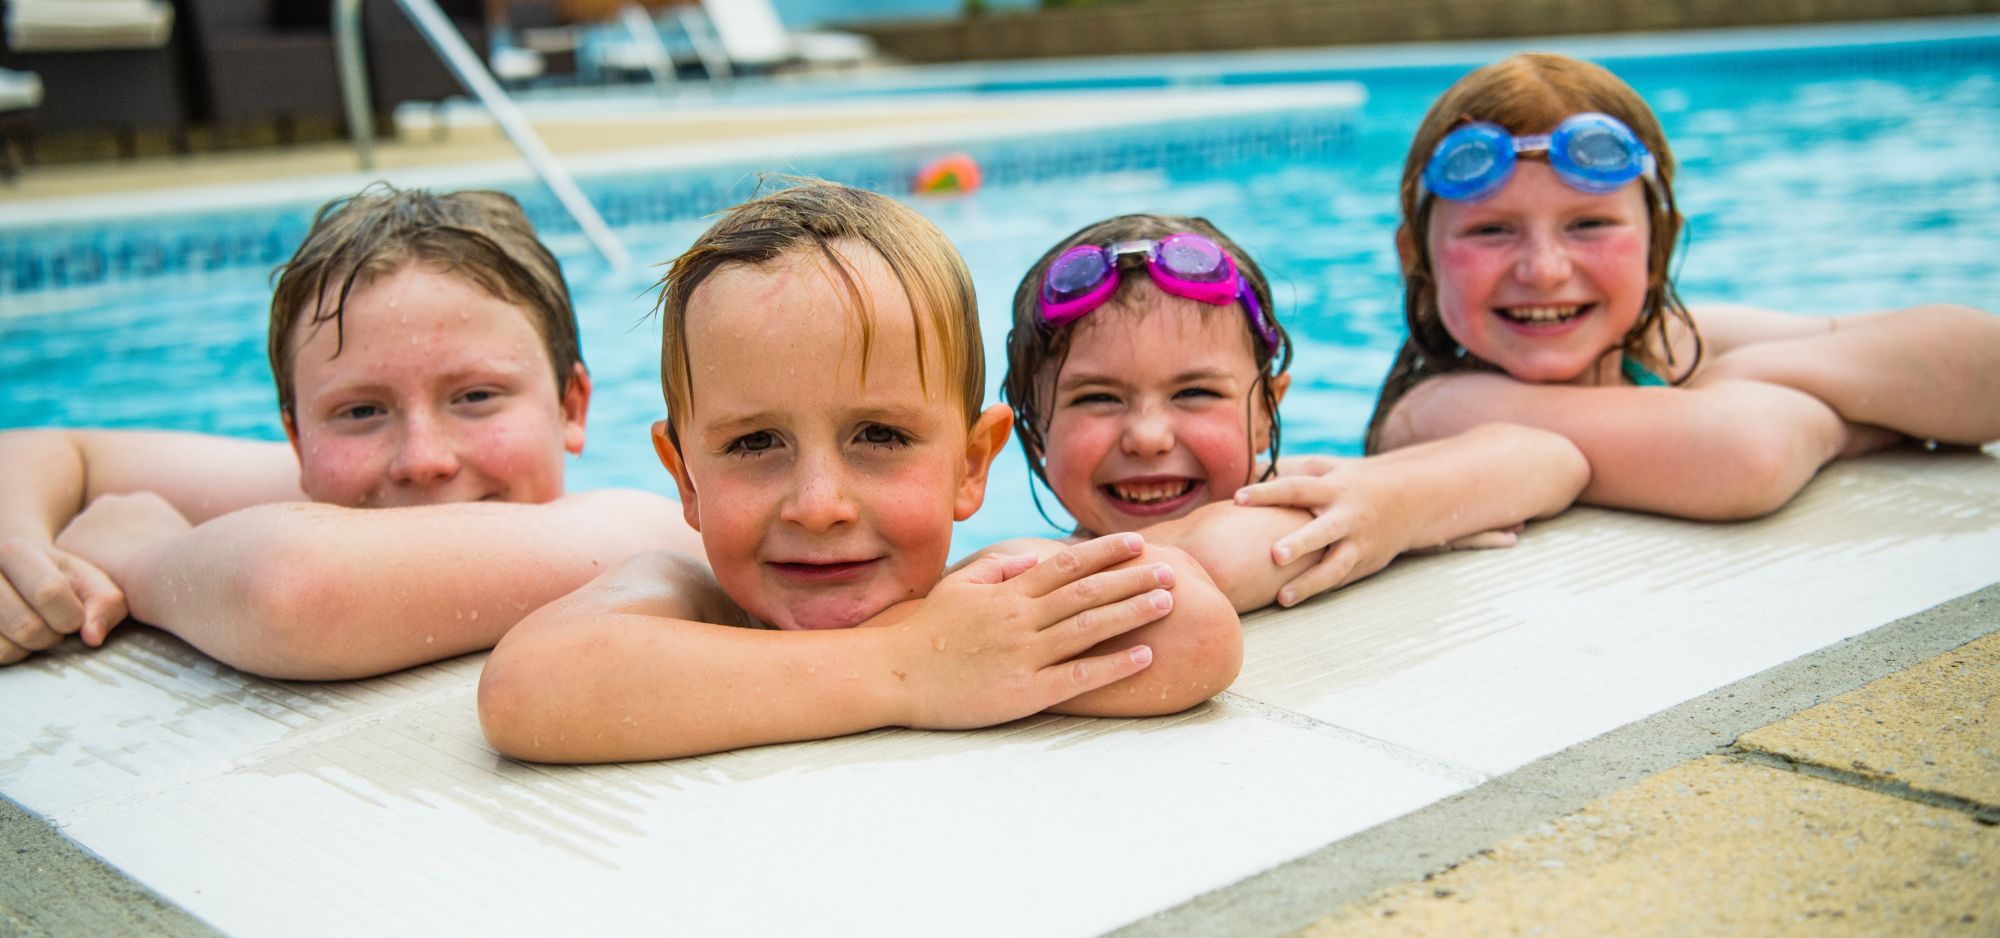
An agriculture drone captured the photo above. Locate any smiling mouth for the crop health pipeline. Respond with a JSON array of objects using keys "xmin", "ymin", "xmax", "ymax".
[
  {"xmin": 768, "ymin": 559, "xmax": 880, "ymax": 582},
  {"xmin": 1498, "ymin": 303, "xmax": 1591, "ymax": 325},
  {"xmin": 1102, "ymin": 479, "xmax": 1200, "ymax": 509}
]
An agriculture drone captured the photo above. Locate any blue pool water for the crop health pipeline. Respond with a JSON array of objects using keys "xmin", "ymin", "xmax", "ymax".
[{"xmin": 3, "ymin": 28, "xmax": 1997, "ymax": 556}]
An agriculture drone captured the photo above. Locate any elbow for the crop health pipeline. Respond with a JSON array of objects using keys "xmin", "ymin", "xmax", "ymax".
[
  {"xmin": 1695, "ymin": 434, "xmax": 1822, "ymax": 521},
  {"xmin": 1136, "ymin": 545, "xmax": 1244, "ymax": 713},
  {"xmin": 215, "ymin": 541, "xmax": 367, "ymax": 680},
  {"xmin": 477, "ymin": 647, "xmax": 551, "ymax": 762}
]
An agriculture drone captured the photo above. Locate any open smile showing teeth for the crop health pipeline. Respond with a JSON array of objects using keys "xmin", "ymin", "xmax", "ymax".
[
  {"xmin": 1106, "ymin": 479, "xmax": 1196, "ymax": 505},
  {"xmin": 1500, "ymin": 304, "xmax": 1588, "ymax": 324}
]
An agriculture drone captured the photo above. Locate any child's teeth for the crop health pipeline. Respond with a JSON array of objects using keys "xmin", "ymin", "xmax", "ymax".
[
  {"xmin": 1507, "ymin": 305, "xmax": 1583, "ymax": 323},
  {"xmin": 1111, "ymin": 481, "xmax": 1192, "ymax": 504}
]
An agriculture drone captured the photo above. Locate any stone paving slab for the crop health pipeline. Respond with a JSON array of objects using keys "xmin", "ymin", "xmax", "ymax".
[
  {"xmin": 1300, "ymin": 756, "xmax": 1998, "ymax": 937},
  {"xmin": 1739, "ymin": 631, "xmax": 2000, "ymax": 810}
]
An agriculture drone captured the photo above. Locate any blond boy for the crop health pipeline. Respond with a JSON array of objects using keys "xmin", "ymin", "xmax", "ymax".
[{"xmin": 479, "ymin": 181, "xmax": 1241, "ymax": 762}]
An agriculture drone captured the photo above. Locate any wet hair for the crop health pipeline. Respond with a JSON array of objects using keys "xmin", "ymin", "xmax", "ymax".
[
  {"xmin": 652, "ymin": 178, "xmax": 982, "ymax": 439},
  {"xmin": 1002, "ymin": 213, "xmax": 1293, "ymax": 521},
  {"xmin": 1365, "ymin": 52, "xmax": 1701, "ymax": 451},
  {"xmin": 266, "ymin": 184, "xmax": 581, "ymax": 416}
]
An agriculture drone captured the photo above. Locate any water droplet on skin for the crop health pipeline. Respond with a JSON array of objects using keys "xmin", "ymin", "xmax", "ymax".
[
  {"xmin": 932, "ymin": 637, "xmax": 947, "ymax": 652},
  {"xmin": 469, "ymin": 610, "xmax": 479, "ymax": 621},
  {"xmin": 425, "ymin": 634, "xmax": 435, "ymax": 644}
]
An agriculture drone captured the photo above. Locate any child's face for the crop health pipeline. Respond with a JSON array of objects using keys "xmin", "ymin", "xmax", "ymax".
[
  {"xmin": 655, "ymin": 242, "xmax": 1009, "ymax": 631},
  {"xmin": 283, "ymin": 263, "xmax": 587, "ymax": 508},
  {"xmin": 1039, "ymin": 288, "xmax": 1283, "ymax": 536},
  {"xmin": 1426, "ymin": 160, "xmax": 1652, "ymax": 384}
]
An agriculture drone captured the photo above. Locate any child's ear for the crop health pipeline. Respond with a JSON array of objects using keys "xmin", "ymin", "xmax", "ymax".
[
  {"xmin": 280, "ymin": 409, "xmax": 305, "ymax": 491},
  {"xmin": 561, "ymin": 364, "xmax": 592, "ymax": 456},
  {"xmin": 1254, "ymin": 372, "xmax": 1292, "ymax": 453},
  {"xmin": 651, "ymin": 419, "xmax": 701, "ymax": 531},
  {"xmin": 954, "ymin": 404, "xmax": 1015, "ymax": 522}
]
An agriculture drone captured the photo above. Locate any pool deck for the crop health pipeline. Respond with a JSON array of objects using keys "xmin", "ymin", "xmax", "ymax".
[
  {"xmin": 4, "ymin": 22, "xmax": 1999, "ymax": 936},
  {"xmin": 3, "ymin": 446, "xmax": 1994, "ymax": 937}
]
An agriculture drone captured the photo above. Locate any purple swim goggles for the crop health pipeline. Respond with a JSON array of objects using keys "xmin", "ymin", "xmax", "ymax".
[{"xmin": 1038, "ymin": 233, "xmax": 1279, "ymax": 351}]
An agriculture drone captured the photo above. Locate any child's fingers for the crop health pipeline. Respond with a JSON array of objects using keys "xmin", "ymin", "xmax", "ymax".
[
  {"xmin": 951, "ymin": 551, "xmax": 1040, "ymax": 587},
  {"xmin": 1232, "ymin": 476, "xmax": 1328, "ymax": 509},
  {"xmin": 1442, "ymin": 529, "xmax": 1520, "ymax": 551},
  {"xmin": 66, "ymin": 557, "xmax": 128, "ymax": 648},
  {"xmin": 1039, "ymin": 585, "xmax": 1174, "ymax": 660},
  {"xmin": 1271, "ymin": 512, "xmax": 1348, "ymax": 567},
  {"xmin": 0, "ymin": 551, "xmax": 75, "ymax": 652},
  {"xmin": 1276, "ymin": 542, "xmax": 1361, "ymax": 608},
  {"xmin": 1036, "ymin": 644, "xmax": 1154, "ymax": 705},
  {"xmin": 0, "ymin": 635, "xmax": 27, "ymax": 665},
  {"xmin": 1038, "ymin": 562, "xmax": 1175, "ymax": 627},
  {"xmin": 1012, "ymin": 533, "xmax": 1145, "ymax": 597}
]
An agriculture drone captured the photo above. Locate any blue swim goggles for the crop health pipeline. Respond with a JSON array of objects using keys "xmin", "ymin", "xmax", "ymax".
[{"xmin": 1420, "ymin": 112, "xmax": 1656, "ymax": 203}]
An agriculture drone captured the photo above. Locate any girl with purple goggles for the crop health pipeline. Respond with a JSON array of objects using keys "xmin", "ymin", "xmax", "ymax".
[{"xmin": 1038, "ymin": 232, "xmax": 1281, "ymax": 351}]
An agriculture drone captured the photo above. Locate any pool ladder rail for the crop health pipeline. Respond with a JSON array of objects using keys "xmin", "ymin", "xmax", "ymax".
[{"xmin": 332, "ymin": 0, "xmax": 632, "ymax": 270}]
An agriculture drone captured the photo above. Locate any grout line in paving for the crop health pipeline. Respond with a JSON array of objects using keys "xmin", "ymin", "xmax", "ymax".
[
  {"xmin": 1726, "ymin": 748, "xmax": 2000, "ymax": 824},
  {"xmin": 1112, "ymin": 581, "xmax": 2000, "ymax": 938}
]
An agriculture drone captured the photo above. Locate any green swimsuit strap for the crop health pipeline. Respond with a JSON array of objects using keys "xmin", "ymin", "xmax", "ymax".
[{"xmin": 1621, "ymin": 357, "xmax": 1668, "ymax": 387}]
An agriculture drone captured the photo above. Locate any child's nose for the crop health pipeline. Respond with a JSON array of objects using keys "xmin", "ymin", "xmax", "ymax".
[
  {"xmin": 388, "ymin": 413, "xmax": 462, "ymax": 486},
  {"xmin": 780, "ymin": 459, "xmax": 860, "ymax": 532},
  {"xmin": 1514, "ymin": 232, "xmax": 1574, "ymax": 288},
  {"xmin": 1120, "ymin": 407, "xmax": 1175, "ymax": 458}
]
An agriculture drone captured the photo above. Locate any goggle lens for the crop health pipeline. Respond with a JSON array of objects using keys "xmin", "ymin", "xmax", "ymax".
[
  {"xmin": 1043, "ymin": 246, "xmax": 1112, "ymax": 303},
  {"xmin": 1156, "ymin": 234, "xmax": 1229, "ymax": 283}
]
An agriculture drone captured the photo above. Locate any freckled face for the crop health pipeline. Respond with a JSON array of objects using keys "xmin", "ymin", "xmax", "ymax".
[
  {"xmin": 659, "ymin": 243, "xmax": 999, "ymax": 631},
  {"xmin": 284, "ymin": 263, "xmax": 587, "ymax": 508},
  {"xmin": 1039, "ymin": 287, "xmax": 1278, "ymax": 536},
  {"xmin": 1428, "ymin": 161, "xmax": 1652, "ymax": 385}
]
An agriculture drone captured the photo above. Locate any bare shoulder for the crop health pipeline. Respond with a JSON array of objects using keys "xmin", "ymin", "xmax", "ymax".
[
  {"xmin": 68, "ymin": 429, "xmax": 306, "ymax": 521},
  {"xmin": 549, "ymin": 487, "xmax": 703, "ymax": 555},
  {"xmin": 1377, "ymin": 372, "xmax": 1538, "ymax": 450},
  {"xmin": 1689, "ymin": 303, "xmax": 1827, "ymax": 357},
  {"xmin": 567, "ymin": 550, "xmax": 745, "ymax": 626}
]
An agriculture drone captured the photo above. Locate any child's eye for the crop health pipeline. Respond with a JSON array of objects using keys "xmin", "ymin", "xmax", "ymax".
[
  {"xmin": 334, "ymin": 403, "xmax": 385, "ymax": 422},
  {"xmin": 1066, "ymin": 392, "xmax": 1120, "ymax": 407},
  {"xmin": 856, "ymin": 424, "xmax": 911, "ymax": 448},
  {"xmin": 726, "ymin": 431, "xmax": 779, "ymax": 456},
  {"xmin": 455, "ymin": 388, "xmax": 501, "ymax": 407},
  {"xmin": 1174, "ymin": 387, "xmax": 1225, "ymax": 401}
]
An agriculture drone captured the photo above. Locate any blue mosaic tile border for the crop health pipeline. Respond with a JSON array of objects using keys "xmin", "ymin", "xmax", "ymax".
[{"xmin": 0, "ymin": 108, "xmax": 1356, "ymax": 299}]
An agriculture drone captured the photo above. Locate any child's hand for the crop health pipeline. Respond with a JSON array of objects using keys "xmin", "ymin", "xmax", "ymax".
[
  {"xmin": 53, "ymin": 492, "xmax": 190, "ymax": 646},
  {"xmin": 886, "ymin": 533, "xmax": 1174, "ymax": 730},
  {"xmin": 0, "ymin": 537, "xmax": 126, "ymax": 663},
  {"xmin": 1233, "ymin": 460, "xmax": 1411, "ymax": 607}
]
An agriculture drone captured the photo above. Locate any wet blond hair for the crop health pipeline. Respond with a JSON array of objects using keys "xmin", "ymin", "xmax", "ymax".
[
  {"xmin": 652, "ymin": 179, "xmax": 981, "ymax": 440},
  {"xmin": 1367, "ymin": 52, "xmax": 1700, "ymax": 451}
]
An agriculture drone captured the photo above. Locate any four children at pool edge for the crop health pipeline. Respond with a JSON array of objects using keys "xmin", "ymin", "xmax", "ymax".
[{"xmin": 4, "ymin": 53, "xmax": 1996, "ymax": 762}]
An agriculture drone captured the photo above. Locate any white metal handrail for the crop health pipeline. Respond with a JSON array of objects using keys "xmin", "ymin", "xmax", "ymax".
[{"xmin": 333, "ymin": 0, "xmax": 631, "ymax": 270}]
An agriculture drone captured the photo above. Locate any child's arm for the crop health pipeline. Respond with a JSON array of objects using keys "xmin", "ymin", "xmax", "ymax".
[
  {"xmin": 1692, "ymin": 303, "xmax": 2000, "ymax": 445},
  {"xmin": 0, "ymin": 429, "xmax": 305, "ymax": 663},
  {"xmin": 478, "ymin": 535, "xmax": 1180, "ymax": 763},
  {"xmin": 1211, "ymin": 424, "xmax": 1589, "ymax": 607},
  {"xmin": 1379, "ymin": 373, "xmax": 1853, "ymax": 521},
  {"xmin": 53, "ymin": 488, "xmax": 704, "ymax": 680}
]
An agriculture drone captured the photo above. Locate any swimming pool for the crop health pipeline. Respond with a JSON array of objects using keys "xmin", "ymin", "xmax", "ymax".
[{"xmin": 3, "ymin": 24, "xmax": 1996, "ymax": 556}]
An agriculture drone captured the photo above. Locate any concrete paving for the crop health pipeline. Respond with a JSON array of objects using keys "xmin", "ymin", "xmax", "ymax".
[
  {"xmin": 1281, "ymin": 615, "xmax": 2000, "ymax": 936},
  {"xmin": 1740, "ymin": 632, "xmax": 2000, "ymax": 812}
]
